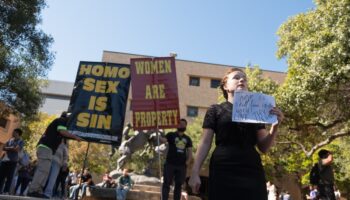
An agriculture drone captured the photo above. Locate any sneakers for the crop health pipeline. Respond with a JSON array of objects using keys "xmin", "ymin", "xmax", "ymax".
[{"xmin": 27, "ymin": 191, "xmax": 50, "ymax": 198}]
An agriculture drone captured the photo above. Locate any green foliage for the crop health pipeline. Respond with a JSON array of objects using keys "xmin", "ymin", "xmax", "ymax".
[
  {"xmin": 331, "ymin": 138, "xmax": 350, "ymax": 197},
  {"xmin": 276, "ymin": 0, "xmax": 350, "ymax": 133},
  {"xmin": 186, "ymin": 117, "xmax": 215, "ymax": 167},
  {"xmin": 245, "ymin": 66, "xmax": 279, "ymax": 95},
  {"xmin": 68, "ymin": 141, "xmax": 113, "ymax": 174},
  {"xmin": 275, "ymin": 0, "xmax": 350, "ymax": 196},
  {"xmin": 0, "ymin": 0, "xmax": 54, "ymax": 118},
  {"xmin": 22, "ymin": 113, "xmax": 56, "ymax": 159}
]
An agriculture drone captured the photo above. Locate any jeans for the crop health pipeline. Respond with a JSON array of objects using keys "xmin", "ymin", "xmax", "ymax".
[
  {"xmin": 116, "ymin": 186, "xmax": 130, "ymax": 200},
  {"xmin": 44, "ymin": 160, "xmax": 61, "ymax": 197},
  {"xmin": 69, "ymin": 183, "xmax": 89, "ymax": 200}
]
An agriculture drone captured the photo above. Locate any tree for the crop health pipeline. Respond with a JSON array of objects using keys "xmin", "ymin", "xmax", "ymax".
[
  {"xmin": 186, "ymin": 117, "xmax": 214, "ymax": 169},
  {"xmin": 276, "ymin": 0, "xmax": 350, "ymax": 158},
  {"xmin": 245, "ymin": 66, "xmax": 280, "ymax": 96},
  {"xmin": 275, "ymin": 0, "xmax": 350, "ymax": 196},
  {"xmin": 23, "ymin": 112, "xmax": 56, "ymax": 159},
  {"xmin": 0, "ymin": 0, "xmax": 54, "ymax": 118},
  {"xmin": 68, "ymin": 141, "xmax": 115, "ymax": 174}
]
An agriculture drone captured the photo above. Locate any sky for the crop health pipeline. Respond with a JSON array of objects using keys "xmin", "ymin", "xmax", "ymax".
[{"xmin": 41, "ymin": 0, "xmax": 315, "ymax": 82}]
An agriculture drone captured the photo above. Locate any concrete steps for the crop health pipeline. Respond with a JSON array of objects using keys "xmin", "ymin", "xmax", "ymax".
[
  {"xmin": 0, "ymin": 194, "xmax": 47, "ymax": 200},
  {"xmin": 132, "ymin": 184, "xmax": 161, "ymax": 192},
  {"xmin": 84, "ymin": 184, "xmax": 201, "ymax": 200}
]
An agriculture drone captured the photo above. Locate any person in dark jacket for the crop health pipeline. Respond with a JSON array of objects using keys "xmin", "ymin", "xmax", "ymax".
[{"xmin": 317, "ymin": 149, "xmax": 336, "ymax": 200}]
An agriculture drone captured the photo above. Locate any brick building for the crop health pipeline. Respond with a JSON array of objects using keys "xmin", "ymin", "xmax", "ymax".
[{"xmin": 40, "ymin": 51, "xmax": 286, "ymax": 124}]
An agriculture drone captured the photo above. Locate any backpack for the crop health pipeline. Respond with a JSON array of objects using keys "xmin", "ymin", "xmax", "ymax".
[{"xmin": 309, "ymin": 163, "xmax": 320, "ymax": 185}]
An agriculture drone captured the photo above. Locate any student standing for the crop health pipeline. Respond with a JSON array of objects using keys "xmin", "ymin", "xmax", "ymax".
[{"xmin": 189, "ymin": 68, "xmax": 284, "ymax": 200}]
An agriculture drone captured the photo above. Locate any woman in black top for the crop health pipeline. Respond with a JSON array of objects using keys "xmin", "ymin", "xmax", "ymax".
[{"xmin": 188, "ymin": 68, "xmax": 284, "ymax": 200}]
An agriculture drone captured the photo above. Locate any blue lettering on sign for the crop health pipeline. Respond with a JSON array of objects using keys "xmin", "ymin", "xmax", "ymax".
[{"xmin": 232, "ymin": 91, "xmax": 277, "ymax": 124}]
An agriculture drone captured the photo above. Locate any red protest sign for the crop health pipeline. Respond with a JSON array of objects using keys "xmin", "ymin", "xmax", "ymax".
[{"xmin": 130, "ymin": 57, "xmax": 180, "ymax": 130}]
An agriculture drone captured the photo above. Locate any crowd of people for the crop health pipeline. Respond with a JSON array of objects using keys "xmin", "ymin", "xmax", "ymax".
[
  {"xmin": 0, "ymin": 68, "xmax": 345, "ymax": 200},
  {"xmin": 0, "ymin": 113, "xmax": 134, "ymax": 200},
  {"xmin": 0, "ymin": 113, "xmax": 88, "ymax": 199},
  {"xmin": 0, "ymin": 124, "xmax": 84, "ymax": 199}
]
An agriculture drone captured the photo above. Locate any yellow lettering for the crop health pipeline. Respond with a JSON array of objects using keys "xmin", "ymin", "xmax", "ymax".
[
  {"xmin": 118, "ymin": 67, "xmax": 130, "ymax": 78},
  {"xmin": 166, "ymin": 110, "xmax": 173, "ymax": 124},
  {"xmin": 140, "ymin": 112, "xmax": 146, "ymax": 127},
  {"xmin": 134, "ymin": 60, "xmax": 172, "ymax": 75},
  {"xmin": 95, "ymin": 80, "xmax": 107, "ymax": 93},
  {"xmin": 76, "ymin": 113, "xmax": 111, "ymax": 129},
  {"xmin": 135, "ymin": 62, "xmax": 144, "ymax": 74},
  {"xmin": 146, "ymin": 112, "xmax": 152, "ymax": 127},
  {"xmin": 151, "ymin": 112, "xmax": 157, "ymax": 127},
  {"xmin": 83, "ymin": 78, "xmax": 95, "ymax": 91},
  {"xmin": 161, "ymin": 111, "xmax": 168, "ymax": 126},
  {"xmin": 151, "ymin": 61, "xmax": 158, "ymax": 74},
  {"xmin": 144, "ymin": 84, "xmax": 165, "ymax": 99},
  {"xmin": 157, "ymin": 112, "xmax": 162, "ymax": 126},
  {"xmin": 88, "ymin": 96, "xmax": 96, "ymax": 110},
  {"xmin": 164, "ymin": 60, "xmax": 171, "ymax": 73},
  {"xmin": 106, "ymin": 81, "xmax": 119, "ymax": 93},
  {"xmin": 135, "ymin": 112, "xmax": 140, "ymax": 127},
  {"xmin": 84, "ymin": 80, "xmax": 119, "ymax": 93},
  {"xmin": 79, "ymin": 64, "xmax": 92, "ymax": 75},
  {"xmin": 95, "ymin": 96, "xmax": 107, "ymax": 111},
  {"xmin": 152, "ymin": 85, "xmax": 159, "ymax": 99},
  {"xmin": 91, "ymin": 65, "xmax": 104, "ymax": 76},
  {"xmin": 77, "ymin": 113, "xmax": 90, "ymax": 127},
  {"xmin": 103, "ymin": 66, "xmax": 118, "ymax": 78},
  {"xmin": 133, "ymin": 110, "xmax": 179, "ymax": 128},
  {"xmin": 172, "ymin": 110, "xmax": 178, "ymax": 125},
  {"xmin": 89, "ymin": 114, "xmax": 98, "ymax": 128},
  {"xmin": 144, "ymin": 61, "xmax": 150, "ymax": 74},
  {"xmin": 158, "ymin": 60, "xmax": 164, "ymax": 73},
  {"xmin": 159, "ymin": 84, "xmax": 165, "ymax": 99},
  {"xmin": 145, "ymin": 85, "xmax": 152, "ymax": 99},
  {"xmin": 97, "ymin": 115, "xmax": 111, "ymax": 129}
]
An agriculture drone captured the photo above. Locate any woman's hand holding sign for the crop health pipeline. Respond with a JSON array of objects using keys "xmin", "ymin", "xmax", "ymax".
[{"xmin": 270, "ymin": 106, "xmax": 284, "ymax": 127}]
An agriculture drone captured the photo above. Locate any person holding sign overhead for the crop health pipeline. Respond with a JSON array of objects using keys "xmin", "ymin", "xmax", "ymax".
[{"xmin": 188, "ymin": 68, "xmax": 284, "ymax": 200}]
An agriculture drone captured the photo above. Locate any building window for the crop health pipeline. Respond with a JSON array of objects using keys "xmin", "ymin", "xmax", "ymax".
[
  {"xmin": 187, "ymin": 106, "xmax": 198, "ymax": 117},
  {"xmin": 210, "ymin": 79, "xmax": 221, "ymax": 89},
  {"xmin": 0, "ymin": 118, "xmax": 8, "ymax": 129},
  {"xmin": 189, "ymin": 77, "xmax": 200, "ymax": 86}
]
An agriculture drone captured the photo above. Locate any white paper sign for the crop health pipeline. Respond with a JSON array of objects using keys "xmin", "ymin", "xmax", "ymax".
[{"xmin": 232, "ymin": 91, "xmax": 277, "ymax": 124}]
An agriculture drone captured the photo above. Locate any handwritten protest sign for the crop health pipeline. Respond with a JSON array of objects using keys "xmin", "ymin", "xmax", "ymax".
[{"xmin": 232, "ymin": 91, "xmax": 277, "ymax": 124}]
